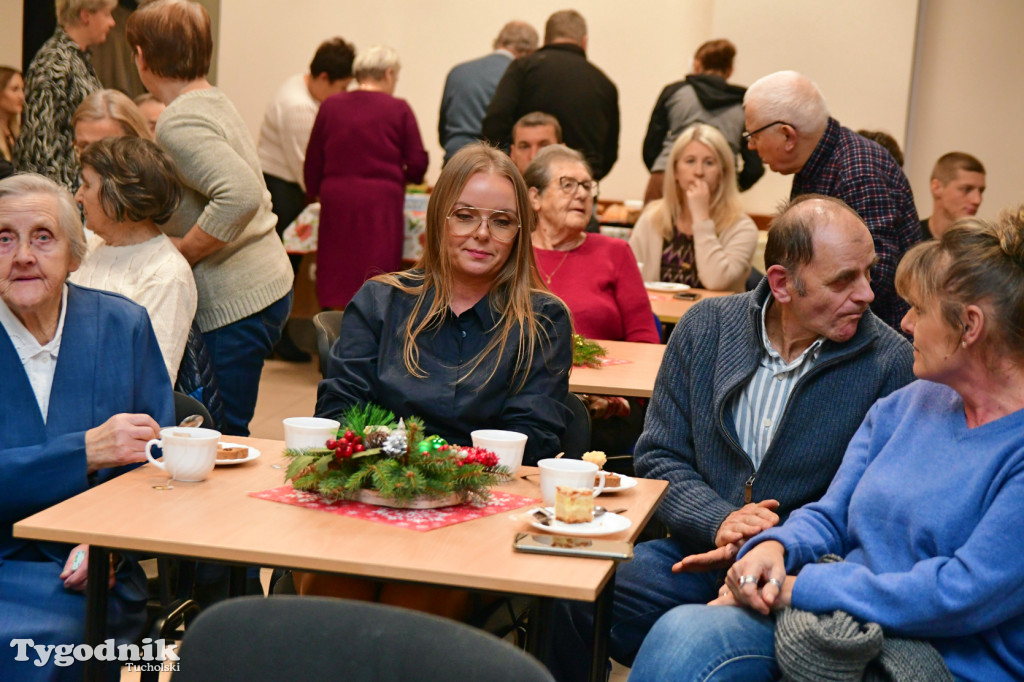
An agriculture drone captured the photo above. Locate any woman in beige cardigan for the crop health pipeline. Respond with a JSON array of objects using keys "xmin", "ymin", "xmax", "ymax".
[{"xmin": 630, "ymin": 123, "xmax": 757, "ymax": 292}]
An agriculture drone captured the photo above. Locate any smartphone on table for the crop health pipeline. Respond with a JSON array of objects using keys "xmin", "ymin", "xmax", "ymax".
[
  {"xmin": 673, "ymin": 292, "xmax": 700, "ymax": 301},
  {"xmin": 513, "ymin": 532, "xmax": 633, "ymax": 561}
]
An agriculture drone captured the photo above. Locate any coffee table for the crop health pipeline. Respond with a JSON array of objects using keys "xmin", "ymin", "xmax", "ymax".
[{"xmin": 14, "ymin": 437, "xmax": 667, "ymax": 681}]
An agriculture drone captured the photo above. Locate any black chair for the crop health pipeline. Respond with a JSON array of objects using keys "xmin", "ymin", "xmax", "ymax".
[
  {"xmin": 172, "ymin": 390, "xmax": 215, "ymax": 429},
  {"xmin": 560, "ymin": 393, "xmax": 592, "ymax": 458},
  {"xmin": 172, "ymin": 596, "xmax": 555, "ymax": 682},
  {"xmin": 746, "ymin": 266, "xmax": 764, "ymax": 291},
  {"xmin": 313, "ymin": 310, "xmax": 344, "ymax": 378}
]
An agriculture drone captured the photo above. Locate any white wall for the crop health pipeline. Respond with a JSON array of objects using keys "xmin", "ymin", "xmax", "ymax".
[
  {"xmin": 0, "ymin": 0, "xmax": 23, "ymax": 68},
  {"xmin": 713, "ymin": 0, "xmax": 919, "ymax": 215},
  {"xmin": 217, "ymin": 0, "xmax": 714, "ymax": 203},
  {"xmin": 905, "ymin": 0, "xmax": 1024, "ymax": 221},
  {"xmin": 216, "ymin": 0, "xmax": 920, "ymax": 212},
  {"xmin": 6, "ymin": 1, "xmax": 1022, "ymax": 222}
]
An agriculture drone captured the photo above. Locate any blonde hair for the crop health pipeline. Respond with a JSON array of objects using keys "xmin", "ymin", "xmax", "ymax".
[
  {"xmin": 72, "ymin": 89, "xmax": 153, "ymax": 141},
  {"xmin": 373, "ymin": 143, "xmax": 564, "ymax": 390},
  {"xmin": 648, "ymin": 123, "xmax": 743, "ymax": 242},
  {"xmin": 896, "ymin": 206, "xmax": 1024, "ymax": 362}
]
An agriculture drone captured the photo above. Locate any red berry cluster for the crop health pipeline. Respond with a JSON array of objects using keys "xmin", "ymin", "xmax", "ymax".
[
  {"xmin": 457, "ymin": 446, "xmax": 499, "ymax": 468},
  {"xmin": 327, "ymin": 430, "xmax": 365, "ymax": 459}
]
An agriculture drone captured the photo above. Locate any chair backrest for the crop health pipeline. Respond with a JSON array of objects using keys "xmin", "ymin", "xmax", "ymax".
[
  {"xmin": 173, "ymin": 390, "xmax": 214, "ymax": 430},
  {"xmin": 560, "ymin": 393, "xmax": 591, "ymax": 458},
  {"xmin": 313, "ymin": 310, "xmax": 344, "ymax": 378},
  {"xmin": 172, "ymin": 596, "xmax": 555, "ymax": 682}
]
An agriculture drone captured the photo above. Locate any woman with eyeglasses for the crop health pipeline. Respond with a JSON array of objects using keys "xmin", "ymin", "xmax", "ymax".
[
  {"xmin": 316, "ymin": 143, "xmax": 572, "ymax": 467},
  {"xmin": 526, "ymin": 144, "xmax": 659, "ymax": 344},
  {"xmin": 630, "ymin": 123, "xmax": 757, "ymax": 293},
  {"xmin": 304, "ymin": 45, "xmax": 428, "ymax": 310}
]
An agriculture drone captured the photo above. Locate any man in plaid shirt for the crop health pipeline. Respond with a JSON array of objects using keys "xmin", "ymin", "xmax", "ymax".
[{"xmin": 741, "ymin": 71, "xmax": 919, "ymax": 332}]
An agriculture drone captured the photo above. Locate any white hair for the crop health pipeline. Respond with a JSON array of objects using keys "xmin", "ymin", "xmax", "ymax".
[
  {"xmin": 353, "ymin": 45, "xmax": 401, "ymax": 82},
  {"xmin": 744, "ymin": 70, "xmax": 829, "ymax": 136},
  {"xmin": 56, "ymin": 0, "xmax": 118, "ymax": 28},
  {"xmin": 0, "ymin": 173, "xmax": 87, "ymax": 264}
]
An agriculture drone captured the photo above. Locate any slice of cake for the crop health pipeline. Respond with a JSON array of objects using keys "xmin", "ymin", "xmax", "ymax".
[
  {"xmin": 217, "ymin": 444, "xmax": 249, "ymax": 460},
  {"xmin": 555, "ymin": 486, "xmax": 594, "ymax": 523}
]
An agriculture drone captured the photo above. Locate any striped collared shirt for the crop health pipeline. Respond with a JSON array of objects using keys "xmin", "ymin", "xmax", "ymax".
[{"xmin": 730, "ymin": 298, "xmax": 824, "ymax": 470}]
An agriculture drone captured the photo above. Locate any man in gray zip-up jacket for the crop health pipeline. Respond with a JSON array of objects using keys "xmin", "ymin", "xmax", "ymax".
[{"xmin": 548, "ymin": 196, "xmax": 914, "ymax": 681}]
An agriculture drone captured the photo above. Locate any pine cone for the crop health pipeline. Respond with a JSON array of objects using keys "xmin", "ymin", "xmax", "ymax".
[{"xmin": 363, "ymin": 425, "xmax": 391, "ymax": 448}]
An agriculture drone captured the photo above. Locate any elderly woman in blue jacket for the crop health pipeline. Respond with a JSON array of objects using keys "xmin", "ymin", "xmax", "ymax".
[
  {"xmin": 0, "ymin": 173, "xmax": 173, "ymax": 681},
  {"xmin": 633, "ymin": 209, "xmax": 1024, "ymax": 682}
]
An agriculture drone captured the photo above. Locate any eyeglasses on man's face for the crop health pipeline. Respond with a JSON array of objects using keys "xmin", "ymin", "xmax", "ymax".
[
  {"xmin": 446, "ymin": 206, "xmax": 520, "ymax": 243},
  {"xmin": 741, "ymin": 120, "xmax": 794, "ymax": 145},
  {"xmin": 554, "ymin": 176, "xmax": 599, "ymax": 197}
]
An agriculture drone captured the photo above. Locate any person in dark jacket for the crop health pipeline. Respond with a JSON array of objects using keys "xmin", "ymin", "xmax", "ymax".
[
  {"xmin": 642, "ymin": 39, "xmax": 763, "ymax": 202},
  {"xmin": 482, "ymin": 9, "xmax": 619, "ymax": 181}
]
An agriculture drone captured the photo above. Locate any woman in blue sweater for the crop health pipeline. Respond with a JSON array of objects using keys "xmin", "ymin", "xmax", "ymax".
[{"xmin": 631, "ymin": 209, "xmax": 1024, "ymax": 682}]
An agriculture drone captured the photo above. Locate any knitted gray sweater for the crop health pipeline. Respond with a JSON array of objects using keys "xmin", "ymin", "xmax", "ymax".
[
  {"xmin": 157, "ymin": 88, "xmax": 293, "ymax": 332},
  {"xmin": 635, "ymin": 279, "xmax": 914, "ymax": 548}
]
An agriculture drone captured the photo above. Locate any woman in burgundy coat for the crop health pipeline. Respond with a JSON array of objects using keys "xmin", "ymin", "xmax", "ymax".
[{"xmin": 305, "ymin": 45, "xmax": 428, "ymax": 309}]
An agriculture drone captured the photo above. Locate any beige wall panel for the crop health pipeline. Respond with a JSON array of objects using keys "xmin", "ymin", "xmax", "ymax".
[
  {"xmin": 712, "ymin": 0, "xmax": 919, "ymax": 215},
  {"xmin": 906, "ymin": 0, "xmax": 1024, "ymax": 221}
]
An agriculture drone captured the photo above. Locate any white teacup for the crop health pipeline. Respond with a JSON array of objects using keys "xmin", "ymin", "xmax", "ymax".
[
  {"xmin": 538, "ymin": 458, "xmax": 606, "ymax": 506},
  {"xmin": 145, "ymin": 427, "xmax": 220, "ymax": 482},
  {"xmin": 471, "ymin": 429, "xmax": 528, "ymax": 474},
  {"xmin": 283, "ymin": 417, "xmax": 341, "ymax": 450}
]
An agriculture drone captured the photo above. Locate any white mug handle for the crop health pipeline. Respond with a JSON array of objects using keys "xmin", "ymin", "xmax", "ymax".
[
  {"xmin": 592, "ymin": 470, "xmax": 607, "ymax": 497},
  {"xmin": 145, "ymin": 439, "xmax": 166, "ymax": 472}
]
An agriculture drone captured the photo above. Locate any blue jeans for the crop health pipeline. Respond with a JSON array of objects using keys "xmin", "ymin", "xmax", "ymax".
[
  {"xmin": 546, "ymin": 537, "xmax": 724, "ymax": 682},
  {"xmin": 630, "ymin": 604, "xmax": 778, "ymax": 681},
  {"xmin": 202, "ymin": 292, "xmax": 292, "ymax": 437}
]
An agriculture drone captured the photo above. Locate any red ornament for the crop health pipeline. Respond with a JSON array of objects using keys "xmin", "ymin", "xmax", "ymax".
[
  {"xmin": 344, "ymin": 430, "xmax": 355, "ymax": 441},
  {"xmin": 353, "ymin": 443, "xmax": 365, "ymax": 453}
]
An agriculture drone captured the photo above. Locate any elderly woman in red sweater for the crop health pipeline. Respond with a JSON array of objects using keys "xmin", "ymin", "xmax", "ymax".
[
  {"xmin": 526, "ymin": 144, "xmax": 658, "ymax": 443},
  {"xmin": 526, "ymin": 144, "xmax": 659, "ymax": 344}
]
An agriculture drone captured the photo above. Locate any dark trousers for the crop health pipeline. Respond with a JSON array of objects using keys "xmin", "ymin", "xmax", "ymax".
[
  {"xmin": 202, "ymin": 292, "xmax": 292, "ymax": 437},
  {"xmin": 264, "ymin": 172, "xmax": 306, "ymax": 272},
  {"xmin": 546, "ymin": 536, "xmax": 725, "ymax": 682}
]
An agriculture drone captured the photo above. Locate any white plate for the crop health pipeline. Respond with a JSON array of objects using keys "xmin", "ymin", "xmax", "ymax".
[
  {"xmin": 644, "ymin": 282, "xmax": 691, "ymax": 293},
  {"xmin": 530, "ymin": 507, "xmax": 632, "ymax": 536},
  {"xmin": 216, "ymin": 443, "xmax": 261, "ymax": 466},
  {"xmin": 597, "ymin": 474, "xmax": 638, "ymax": 495}
]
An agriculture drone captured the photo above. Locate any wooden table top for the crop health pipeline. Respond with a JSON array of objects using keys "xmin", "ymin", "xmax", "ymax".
[
  {"xmin": 569, "ymin": 340, "xmax": 666, "ymax": 398},
  {"xmin": 646, "ymin": 287, "xmax": 731, "ymax": 324},
  {"xmin": 14, "ymin": 438, "xmax": 667, "ymax": 602}
]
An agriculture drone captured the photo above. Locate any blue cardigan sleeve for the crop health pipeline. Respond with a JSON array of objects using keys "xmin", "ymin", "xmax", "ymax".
[{"xmin": 0, "ymin": 295, "xmax": 173, "ymax": 532}]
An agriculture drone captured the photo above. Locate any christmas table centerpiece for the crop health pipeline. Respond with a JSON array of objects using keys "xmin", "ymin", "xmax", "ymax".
[{"xmin": 283, "ymin": 404, "xmax": 507, "ymax": 509}]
